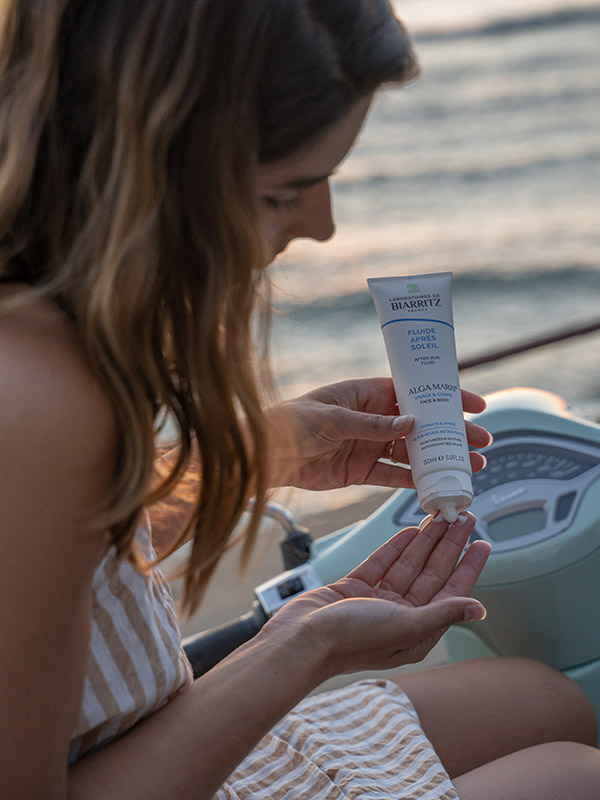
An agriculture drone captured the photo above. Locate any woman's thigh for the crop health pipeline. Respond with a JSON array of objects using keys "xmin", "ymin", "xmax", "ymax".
[
  {"xmin": 453, "ymin": 741, "xmax": 600, "ymax": 800},
  {"xmin": 391, "ymin": 656, "xmax": 598, "ymax": 779}
]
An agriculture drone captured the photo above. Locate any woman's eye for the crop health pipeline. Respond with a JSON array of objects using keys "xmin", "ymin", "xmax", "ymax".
[{"xmin": 261, "ymin": 194, "xmax": 301, "ymax": 212}]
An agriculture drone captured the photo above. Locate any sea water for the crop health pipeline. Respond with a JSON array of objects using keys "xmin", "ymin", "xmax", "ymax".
[{"xmin": 268, "ymin": 3, "xmax": 600, "ymax": 429}]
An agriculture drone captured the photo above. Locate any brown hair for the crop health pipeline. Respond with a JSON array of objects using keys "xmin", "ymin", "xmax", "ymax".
[{"xmin": 0, "ymin": 0, "xmax": 418, "ymax": 613}]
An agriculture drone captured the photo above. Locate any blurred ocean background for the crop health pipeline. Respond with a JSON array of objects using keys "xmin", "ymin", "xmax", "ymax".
[{"xmin": 268, "ymin": 0, "xmax": 600, "ymax": 452}]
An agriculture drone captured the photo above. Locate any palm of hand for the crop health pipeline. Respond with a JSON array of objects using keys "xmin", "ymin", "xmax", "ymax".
[{"xmin": 264, "ymin": 513, "xmax": 490, "ymax": 676}]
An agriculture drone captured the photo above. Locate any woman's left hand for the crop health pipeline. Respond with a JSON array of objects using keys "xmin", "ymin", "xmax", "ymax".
[
  {"xmin": 267, "ymin": 377, "xmax": 491, "ymax": 491},
  {"xmin": 263, "ymin": 512, "xmax": 490, "ymax": 676}
]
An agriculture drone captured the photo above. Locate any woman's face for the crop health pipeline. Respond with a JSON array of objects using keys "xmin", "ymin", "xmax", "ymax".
[{"xmin": 256, "ymin": 95, "xmax": 373, "ymax": 264}]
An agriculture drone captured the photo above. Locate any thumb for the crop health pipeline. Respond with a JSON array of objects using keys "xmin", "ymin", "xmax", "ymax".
[
  {"xmin": 411, "ymin": 597, "xmax": 487, "ymax": 635},
  {"xmin": 333, "ymin": 408, "xmax": 414, "ymax": 442}
]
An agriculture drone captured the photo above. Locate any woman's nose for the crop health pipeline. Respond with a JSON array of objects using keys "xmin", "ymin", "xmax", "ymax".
[{"xmin": 291, "ymin": 181, "xmax": 335, "ymax": 242}]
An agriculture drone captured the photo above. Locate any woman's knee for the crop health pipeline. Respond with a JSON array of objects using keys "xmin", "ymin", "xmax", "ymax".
[
  {"xmin": 476, "ymin": 656, "xmax": 598, "ymax": 746},
  {"xmin": 391, "ymin": 657, "xmax": 598, "ymax": 780},
  {"xmin": 406, "ymin": 655, "xmax": 598, "ymax": 746},
  {"xmin": 454, "ymin": 741, "xmax": 600, "ymax": 800},
  {"xmin": 510, "ymin": 657, "xmax": 596, "ymax": 741}
]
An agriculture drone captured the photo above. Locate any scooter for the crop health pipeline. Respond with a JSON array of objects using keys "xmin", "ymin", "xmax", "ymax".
[{"xmin": 182, "ymin": 387, "xmax": 600, "ymax": 733}]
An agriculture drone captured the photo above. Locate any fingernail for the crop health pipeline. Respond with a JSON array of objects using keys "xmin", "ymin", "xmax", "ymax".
[
  {"xmin": 487, "ymin": 433, "xmax": 494, "ymax": 447},
  {"xmin": 392, "ymin": 415, "xmax": 413, "ymax": 431},
  {"xmin": 451, "ymin": 512, "xmax": 469, "ymax": 527},
  {"xmin": 463, "ymin": 603, "xmax": 487, "ymax": 622},
  {"xmin": 479, "ymin": 455, "xmax": 488, "ymax": 469},
  {"xmin": 418, "ymin": 514, "xmax": 434, "ymax": 529}
]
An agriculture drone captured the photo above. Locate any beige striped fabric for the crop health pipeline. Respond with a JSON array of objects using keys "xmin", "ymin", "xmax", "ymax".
[
  {"xmin": 68, "ymin": 519, "xmax": 193, "ymax": 764},
  {"xmin": 217, "ymin": 679, "xmax": 459, "ymax": 799},
  {"xmin": 68, "ymin": 524, "xmax": 457, "ymax": 798}
]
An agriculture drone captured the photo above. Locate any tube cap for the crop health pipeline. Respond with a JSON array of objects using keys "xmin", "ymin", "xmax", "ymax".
[{"xmin": 417, "ymin": 470, "xmax": 474, "ymax": 518}]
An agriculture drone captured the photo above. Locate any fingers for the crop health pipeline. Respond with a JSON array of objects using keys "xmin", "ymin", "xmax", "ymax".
[
  {"xmin": 369, "ymin": 453, "xmax": 484, "ymax": 487},
  {"xmin": 346, "ymin": 526, "xmax": 420, "ymax": 587},
  {"xmin": 461, "ymin": 388, "xmax": 487, "ymax": 414},
  {"xmin": 362, "ymin": 459, "xmax": 416, "ymax": 489},
  {"xmin": 432, "ymin": 538, "xmax": 491, "ymax": 602},
  {"xmin": 347, "ymin": 410, "xmax": 414, "ymax": 441},
  {"xmin": 394, "ymin": 513, "xmax": 478, "ymax": 605},
  {"xmin": 316, "ymin": 382, "xmax": 490, "ymax": 456},
  {"xmin": 469, "ymin": 450, "xmax": 487, "ymax": 474},
  {"xmin": 380, "ymin": 420, "xmax": 492, "ymax": 470},
  {"xmin": 465, "ymin": 419, "xmax": 493, "ymax": 449},
  {"xmin": 378, "ymin": 512, "xmax": 476, "ymax": 599}
]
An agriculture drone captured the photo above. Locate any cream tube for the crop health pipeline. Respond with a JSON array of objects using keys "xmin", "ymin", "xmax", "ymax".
[{"xmin": 367, "ymin": 272, "xmax": 473, "ymax": 522}]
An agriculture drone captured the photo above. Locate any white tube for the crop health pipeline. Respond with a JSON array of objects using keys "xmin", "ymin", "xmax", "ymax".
[{"xmin": 367, "ymin": 272, "xmax": 473, "ymax": 522}]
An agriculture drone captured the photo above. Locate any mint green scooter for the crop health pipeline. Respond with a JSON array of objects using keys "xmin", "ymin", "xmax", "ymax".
[{"xmin": 184, "ymin": 387, "xmax": 600, "ymax": 736}]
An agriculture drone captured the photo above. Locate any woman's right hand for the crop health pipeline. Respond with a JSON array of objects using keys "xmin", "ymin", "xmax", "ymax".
[{"xmin": 263, "ymin": 512, "xmax": 490, "ymax": 679}]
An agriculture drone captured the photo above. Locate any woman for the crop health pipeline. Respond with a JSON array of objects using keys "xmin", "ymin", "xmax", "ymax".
[{"xmin": 0, "ymin": 1, "xmax": 597, "ymax": 798}]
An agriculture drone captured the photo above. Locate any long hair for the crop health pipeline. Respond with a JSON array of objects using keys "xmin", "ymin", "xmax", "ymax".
[{"xmin": 0, "ymin": 0, "xmax": 418, "ymax": 613}]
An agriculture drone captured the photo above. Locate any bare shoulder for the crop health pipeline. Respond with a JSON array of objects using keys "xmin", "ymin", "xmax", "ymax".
[
  {"xmin": 0, "ymin": 288, "xmax": 119, "ymax": 543},
  {"xmin": 0, "ymin": 288, "xmax": 117, "ymax": 476},
  {"xmin": 0, "ymin": 289, "xmax": 119, "ymax": 785}
]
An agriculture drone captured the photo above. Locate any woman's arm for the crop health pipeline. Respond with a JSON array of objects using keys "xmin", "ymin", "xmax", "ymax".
[
  {"xmin": 69, "ymin": 514, "xmax": 487, "ymax": 800},
  {"xmin": 69, "ymin": 620, "xmax": 322, "ymax": 799},
  {"xmin": 0, "ymin": 303, "xmax": 118, "ymax": 799}
]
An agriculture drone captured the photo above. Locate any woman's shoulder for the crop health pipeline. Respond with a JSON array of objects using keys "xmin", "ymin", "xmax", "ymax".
[{"xmin": 0, "ymin": 286, "xmax": 117, "ymax": 468}]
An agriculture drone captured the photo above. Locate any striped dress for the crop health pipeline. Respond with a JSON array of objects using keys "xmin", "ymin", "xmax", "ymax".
[
  {"xmin": 218, "ymin": 680, "xmax": 459, "ymax": 799},
  {"xmin": 68, "ymin": 519, "xmax": 193, "ymax": 764},
  {"xmin": 70, "ymin": 521, "xmax": 458, "ymax": 799}
]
